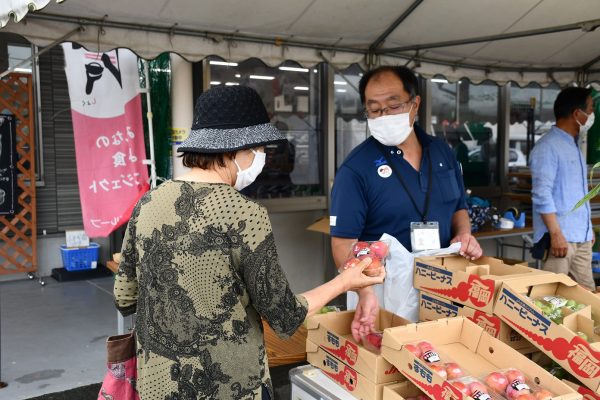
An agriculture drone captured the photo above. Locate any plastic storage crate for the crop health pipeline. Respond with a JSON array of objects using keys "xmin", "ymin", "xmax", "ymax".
[
  {"xmin": 289, "ymin": 365, "xmax": 358, "ymax": 400},
  {"xmin": 60, "ymin": 243, "xmax": 100, "ymax": 271}
]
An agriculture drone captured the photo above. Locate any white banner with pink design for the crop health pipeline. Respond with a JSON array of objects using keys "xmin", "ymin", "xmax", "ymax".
[{"xmin": 62, "ymin": 43, "xmax": 149, "ymax": 237}]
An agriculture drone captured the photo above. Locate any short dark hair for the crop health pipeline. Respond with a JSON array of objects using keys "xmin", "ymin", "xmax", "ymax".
[
  {"xmin": 180, "ymin": 151, "xmax": 236, "ymax": 169},
  {"xmin": 358, "ymin": 66, "xmax": 419, "ymax": 104},
  {"xmin": 554, "ymin": 87, "xmax": 592, "ymax": 120}
]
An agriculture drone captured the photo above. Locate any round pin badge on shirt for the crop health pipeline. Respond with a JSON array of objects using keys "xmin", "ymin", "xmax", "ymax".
[{"xmin": 377, "ymin": 164, "xmax": 392, "ymax": 178}]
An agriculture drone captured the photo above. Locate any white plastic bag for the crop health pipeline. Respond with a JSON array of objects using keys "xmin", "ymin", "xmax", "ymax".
[{"xmin": 346, "ymin": 234, "xmax": 461, "ymax": 322}]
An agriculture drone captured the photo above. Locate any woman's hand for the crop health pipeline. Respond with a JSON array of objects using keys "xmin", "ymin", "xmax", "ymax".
[{"xmin": 338, "ymin": 257, "xmax": 385, "ymax": 292}]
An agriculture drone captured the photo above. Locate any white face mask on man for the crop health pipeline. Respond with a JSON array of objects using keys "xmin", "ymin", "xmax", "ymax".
[
  {"xmin": 367, "ymin": 104, "xmax": 414, "ymax": 146},
  {"xmin": 233, "ymin": 150, "xmax": 266, "ymax": 191},
  {"xmin": 577, "ymin": 110, "xmax": 595, "ymax": 133}
]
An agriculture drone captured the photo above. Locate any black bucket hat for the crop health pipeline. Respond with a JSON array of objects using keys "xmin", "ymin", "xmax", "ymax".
[{"xmin": 178, "ymin": 85, "xmax": 286, "ymax": 153}]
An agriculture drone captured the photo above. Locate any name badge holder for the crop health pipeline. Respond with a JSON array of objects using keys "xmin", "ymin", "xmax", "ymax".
[{"xmin": 411, "ymin": 221, "xmax": 441, "ymax": 252}]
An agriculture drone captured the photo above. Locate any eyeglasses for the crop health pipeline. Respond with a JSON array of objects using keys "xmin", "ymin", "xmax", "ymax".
[{"xmin": 364, "ymin": 99, "xmax": 414, "ymax": 119}]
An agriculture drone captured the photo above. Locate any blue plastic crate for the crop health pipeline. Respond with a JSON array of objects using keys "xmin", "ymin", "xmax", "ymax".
[{"xmin": 60, "ymin": 243, "xmax": 100, "ymax": 271}]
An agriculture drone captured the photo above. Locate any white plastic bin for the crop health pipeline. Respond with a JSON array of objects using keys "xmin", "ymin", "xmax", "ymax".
[{"xmin": 289, "ymin": 365, "xmax": 358, "ymax": 400}]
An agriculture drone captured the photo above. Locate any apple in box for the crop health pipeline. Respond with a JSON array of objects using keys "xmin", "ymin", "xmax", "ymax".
[{"xmin": 342, "ymin": 240, "xmax": 390, "ymax": 277}]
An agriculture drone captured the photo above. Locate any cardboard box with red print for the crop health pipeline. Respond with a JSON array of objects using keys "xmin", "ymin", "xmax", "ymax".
[
  {"xmin": 419, "ymin": 292, "xmax": 535, "ymax": 352},
  {"xmin": 563, "ymin": 380, "xmax": 600, "ymax": 400},
  {"xmin": 494, "ymin": 273, "xmax": 600, "ymax": 392},
  {"xmin": 383, "ymin": 381, "xmax": 428, "ymax": 400},
  {"xmin": 380, "ymin": 317, "xmax": 581, "ymax": 400},
  {"xmin": 306, "ymin": 309, "xmax": 409, "ymax": 384},
  {"xmin": 306, "ymin": 340, "xmax": 402, "ymax": 400},
  {"xmin": 413, "ymin": 255, "xmax": 548, "ymax": 314}
]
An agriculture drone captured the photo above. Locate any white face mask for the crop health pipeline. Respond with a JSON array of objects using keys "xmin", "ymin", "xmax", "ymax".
[
  {"xmin": 577, "ymin": 110, "xmax": 595, "ymax": 132},
  {"xmin": 234, "ymin": 150, "xmax": 266, "ymax": 191},
  {"xmin": 367, "ymin": 105, "xmax": 414, "ymax": 146}
]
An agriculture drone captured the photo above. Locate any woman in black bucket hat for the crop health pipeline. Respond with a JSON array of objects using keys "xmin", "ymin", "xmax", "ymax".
[{"xmin": 114, "ymin": 85, "xmax": 385, "ymax": 400}]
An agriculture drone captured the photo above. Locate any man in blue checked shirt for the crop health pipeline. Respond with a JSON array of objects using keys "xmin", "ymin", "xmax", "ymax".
[{"xmin": 530, "ymin": 87, "xmax": 596, "ymax": 290}]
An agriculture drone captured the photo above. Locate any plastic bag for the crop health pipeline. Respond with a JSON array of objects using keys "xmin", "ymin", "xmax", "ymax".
[{"xmin": 347, "ymin": 233, "xmax": 420, "ymax": 322}]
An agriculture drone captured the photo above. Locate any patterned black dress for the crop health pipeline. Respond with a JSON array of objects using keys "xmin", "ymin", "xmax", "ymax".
[{"xmin": 114, "ymin": 181, "xmax": 308, "ymax": 400}]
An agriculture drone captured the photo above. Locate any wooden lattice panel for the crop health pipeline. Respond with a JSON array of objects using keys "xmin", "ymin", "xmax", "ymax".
[{"xmin": 0, "ymin": 73, "xmax": 36, "ymax": 274}]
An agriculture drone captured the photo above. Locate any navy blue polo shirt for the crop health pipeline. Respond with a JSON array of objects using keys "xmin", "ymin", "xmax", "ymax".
[{"xmin": 330, "ymin": 125, "xmax": 467, "ymax": 251}]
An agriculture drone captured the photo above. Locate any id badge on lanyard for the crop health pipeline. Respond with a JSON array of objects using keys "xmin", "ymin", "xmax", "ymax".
[{"xmin": 410, "ymin": 221, "xmax": 441, "ymax": 251}]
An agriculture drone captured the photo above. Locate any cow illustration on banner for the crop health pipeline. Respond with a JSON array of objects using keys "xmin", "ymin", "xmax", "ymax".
[{"xmin": 62, "ymin": 43, "xmax": 149, "ymax": 237}]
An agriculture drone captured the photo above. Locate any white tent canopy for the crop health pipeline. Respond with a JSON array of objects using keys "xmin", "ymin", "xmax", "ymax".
[{"xmin": 2, "ymin": 0, "xmax": 600, "ymax": 86}]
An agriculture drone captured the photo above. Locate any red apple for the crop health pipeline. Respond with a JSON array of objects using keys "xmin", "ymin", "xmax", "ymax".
[
  {"xmin": 343, "ymin": 257, "xmax": 361, "ymax": 270},
  {"xmin": 469, "ymin": 382, "xmax": 488, "ymax": 395},
  {"xmin": 362, "ymin": 256, "xmax": 383, "ymax": 277},
  {"xmin": 417, "ymin": 341, "xmax": 434, "ymax": 353},
  {"xmin": 363, "ymin": 332, "xmax": 383, "ymax": 350},
  {"xmin": 445, "ymin": 362, "xmax": 465, "ymax": 379},
  {"xmin": 404, "ymin": 343, "xmax": 422, "ymax": 358},
  {"xmin": 451, "ymin": 381, "xmax": 471, "ymax": 396},
  {"xmin": 485, "ymin": 371, "xmax": 509, "ymax": 393},
  {"xmin": 534, "ymin": 390, "xmax": 553, "ymax": 400},
  {"xmin": 429, "ymin": 364, "xmax": 447, "ymax": 379},
  {"xmin": 369, "ymin": 241, "xmax": 389, "ymax": 258},
  {"xmin": 515, "ymin": 395, "xmax": 536, "ymax": 400},
  {"xmin": 505, "ymin": 369, "xmax": 526, "ymax": 384},
  {"xmin": 506, "ymin": 385, "xmax": 531, "ymax": 400},
  {"xmin": 352, "ymin": 241, "xmax": 371, "ymax": 257}
]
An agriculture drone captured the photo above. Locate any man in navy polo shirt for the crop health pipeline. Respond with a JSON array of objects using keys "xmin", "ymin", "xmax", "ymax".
[{"xmin": 330, "ymin": 66, "xmax": 482, "ymax": 341}]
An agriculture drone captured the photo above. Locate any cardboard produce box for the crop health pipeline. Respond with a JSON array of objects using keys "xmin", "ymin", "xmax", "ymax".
[
  {"xmin": 494, "ymin": 273, "xmax": 600, "ymax": 392},
  {"xmin": 306, "ymin": 340, "xmax": 401, "ymax": 400},
  {"xmin": 419, "ymin": 292, "xmax": 535, "ymax": 351},
  {"xmin": 413, "ymin": 255, "xmax": 547, "ymax": 313},
  {"xmin": 380, "ymin": 317, "xmax": 581, "ymax": 400},
  {"xmin": 383, "ymin": 381, "xmax": 427, "ymax": 400},
  {"xmin": 306, "ymin": 309, "xmax": 409, "ymax": 383},
  {"xmin": 564, "ymin": 380, "xmax": 600, "ymax": 400}
]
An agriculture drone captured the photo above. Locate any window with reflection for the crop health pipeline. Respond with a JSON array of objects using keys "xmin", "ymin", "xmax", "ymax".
[
  {"xmin": 509, "ymin": 83, "xmax": 560, "ymax": 167},
  {"xmin": 431, "ymin": 78, "xmax": 499, "ymax": 187},
  {"xmin": 208, "ymin": 58, "xmax": 324, "ymax": 199},
  {"xmin": 334, "ymin": 64, "xmax": 366, "ymax": 169}
]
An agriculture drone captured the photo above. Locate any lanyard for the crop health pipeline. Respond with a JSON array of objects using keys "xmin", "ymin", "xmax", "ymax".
[{"xmin": 376, "ymin": 142, "xmax": 432, "ymax": 222}]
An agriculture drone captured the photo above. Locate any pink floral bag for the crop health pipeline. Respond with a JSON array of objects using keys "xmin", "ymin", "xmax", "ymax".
[{"xmin": 97, "ymin": 331, "xmax": 140, "ymax": 400}]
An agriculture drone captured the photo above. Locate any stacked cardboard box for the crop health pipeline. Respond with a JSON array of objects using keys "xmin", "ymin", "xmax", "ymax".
[
  {"xmin": 419, "ymin": 291, "xmax": 536, "ymax": 352},
  {"xmin": 305, "ymin": 310, "xmax": 409, "ymax": 400},
  {"xmin": 494, "ymin": 273, "xmax": 600, "ymax": 392},
  {"xmin": 413, "ymin": 255, "xmax": 546, "ymax": 350}
]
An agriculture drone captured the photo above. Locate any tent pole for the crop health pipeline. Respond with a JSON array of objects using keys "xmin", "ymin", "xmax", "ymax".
[{"xmin": 142, "ymin": 60, "xmax": 157, "ymax": 189}]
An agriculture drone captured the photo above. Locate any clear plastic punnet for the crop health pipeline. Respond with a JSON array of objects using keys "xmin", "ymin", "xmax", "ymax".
[
  {"xmin": 339, "ymin": 239, "xmax": 390, "ymax": 277},
  {"xmin": 480, "ymin": 368, "xmax": 554, "ymax": 400}
]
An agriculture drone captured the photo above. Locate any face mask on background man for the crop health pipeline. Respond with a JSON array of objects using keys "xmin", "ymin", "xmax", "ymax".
[
  {"xmin": 577, "ymin": 110, "xmax": 595, "ymax": 133},
  {"xmin": 368, "ymin": 105, "xmax": 414, "ymax": 146},
  {"xmin": 234, "ymin": 150, "xmax": 266, "ymax": 191}
]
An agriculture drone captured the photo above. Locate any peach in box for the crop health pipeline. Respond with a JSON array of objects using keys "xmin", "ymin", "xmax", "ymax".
[{"xmin": 380, "ymin": 317, "xmax": 581, "ymax": 400}]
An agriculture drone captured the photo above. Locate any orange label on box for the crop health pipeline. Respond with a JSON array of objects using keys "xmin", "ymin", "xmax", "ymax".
[
  {"xmin": 323, "ymin": 331, "xmax": 359, "ymax": 365},
  {"xmin": 505, "ymin": 315, "xmax": 600, "ymax": 379},
  {"xmin": 322, "ymin": 353, "xmax": 358, "ymax": 391},
  {"xmin": 577, "ymin": 384, "xmax": 600, "ymax": 400},
  {"xmin": 468, "ymin": 311, "xmax": 501, "ymax": 338},
  {"xmin": 422, "ymin": 274, "xmax": 494, "ymax": 308},
  {"xmin": 404, "ymin": 363, "xmax": 464, "ymax": 400}
]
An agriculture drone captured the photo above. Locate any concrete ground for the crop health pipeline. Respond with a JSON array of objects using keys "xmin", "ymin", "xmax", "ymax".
[{"xmin": 0, "ymin": 276, "xmax": 124, "ymax": 399}]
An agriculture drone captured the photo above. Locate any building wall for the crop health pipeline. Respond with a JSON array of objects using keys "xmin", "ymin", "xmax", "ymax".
[{"xmin": 0, "ymin": 47, "xmax": 331, "ymax": 293}]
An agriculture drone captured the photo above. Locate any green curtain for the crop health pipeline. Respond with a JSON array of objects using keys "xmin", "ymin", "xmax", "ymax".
[
  {"xmin": 587, "ymin": 88, "xmax": 600, "ymax": 164},
  {"xmin": 139, "ymin": 54, "xmax": 172, "ymax": 182}
]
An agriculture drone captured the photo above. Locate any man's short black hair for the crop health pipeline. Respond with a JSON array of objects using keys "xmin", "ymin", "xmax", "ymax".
[
  {"xmin": 554, "ymin": 87, "xmax": 592, "ymax": 120},
  {"xmin": 358, "ymin": 66, "xmax": 419, "ymax": 104}
]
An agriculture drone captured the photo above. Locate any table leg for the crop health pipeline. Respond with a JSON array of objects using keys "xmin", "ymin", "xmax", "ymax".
[{"xmin": 117, "ymin": 311, "xmax": 124, "ymax": 334}]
